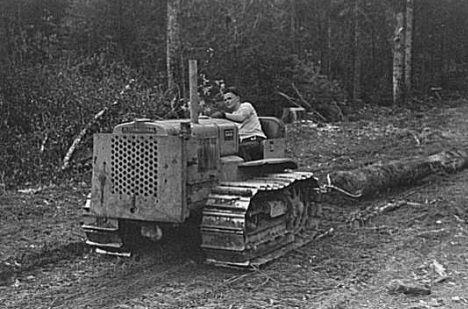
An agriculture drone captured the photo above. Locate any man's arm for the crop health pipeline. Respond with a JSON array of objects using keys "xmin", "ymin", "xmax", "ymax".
[{"xmin": 225, "ymin": 104, "xmax": 251, "ymax": 122}]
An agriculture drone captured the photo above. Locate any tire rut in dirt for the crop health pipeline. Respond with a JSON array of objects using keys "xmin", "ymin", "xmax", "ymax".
[
  {"xmin": 1, "ymin": 241, "xmax": 89, "ymax": 287},
  {"xmin": 10, "ymin": 232, "xmax": 209, "ymax": 309}
]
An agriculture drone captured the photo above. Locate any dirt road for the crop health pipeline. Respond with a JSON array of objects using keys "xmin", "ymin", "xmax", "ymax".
[{"xmin": 1, "ymin": 100, "xmax": 468, "ymax": 308}]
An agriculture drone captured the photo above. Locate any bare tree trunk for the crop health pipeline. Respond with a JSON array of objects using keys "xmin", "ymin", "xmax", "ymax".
[
  {"xmin": 326, "ymin": 10, "xmax": 332, "ymax": 76},
  {"xmin": 320, "ymin": 1, "xmax": 332, "ymax": 77},
  {"xmin": 290, "ymin": 0, "xmax": 296, "ymax": 37},
  {"xmin": 352, "ymin": 0, "xmax": 361, "ymax": 101},
  {"xmin": 166, "ymin": 0, "xmax": 181, "ymax": 93},
  {"xmin": 118, "ymin": 0, "xmax": 124, "ymax": 58},
  {"xmin": 0, "ymin": 6, "xmax": 6, "ymax": 68},
  {"xmin": 404, "ymin": 0, "xmax": 414, "ymax": 97},
  {"xmin": 16, "ymin": 3, "xmax": 25, "ymax": 65},
  {"xmin": 393, "ymin": 12, "xmax": 405, "ymax": 105},
  {"xmin": 290, "ymin": 0, "xmax": 298, "ymax": 54}
]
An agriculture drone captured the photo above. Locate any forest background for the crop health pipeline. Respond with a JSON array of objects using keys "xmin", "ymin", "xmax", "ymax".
[{"xmin": 1, "ymin": 0, "xmax": 467, "ymax": 187}]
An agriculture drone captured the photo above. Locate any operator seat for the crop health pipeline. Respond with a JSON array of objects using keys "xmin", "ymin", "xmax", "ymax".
[
  {"xmin": 259, "ymin": 117, "xmax": 285, "ymax": 139},
  {"xmin": 259, "ymin": 117, "xmax": 286, "ymax": 159}
]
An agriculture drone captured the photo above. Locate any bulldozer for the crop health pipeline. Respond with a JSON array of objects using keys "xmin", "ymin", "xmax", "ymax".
[{"xmin": 82, "ymin": 109, "xmax": 323, "ymax": 267}]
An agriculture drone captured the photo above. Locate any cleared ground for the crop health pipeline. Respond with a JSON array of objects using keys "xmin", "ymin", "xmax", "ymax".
[{"xmin": 1, "ymin": 99, "xmax": 468, "ymax": 309}]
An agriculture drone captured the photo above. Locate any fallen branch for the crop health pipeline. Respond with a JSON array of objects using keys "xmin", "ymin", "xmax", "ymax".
[
  {"xmin": 315, "ymin": 227, "xmax": 334, "ymax": 240},
  {"xmin": 291, "ymin": 83, "xmax": 312, "ymax": 109},
  {"xmin": 222, "ymin": 271, "xmax": 256, "ymax": 286},
  {"xmin": 387, "ymin": 279, "xmax": 431, "ymax": 296},
  {"xmin": 415, "ymin": 228, "xmax": 447, "ymax": 238},
  {"xmin": 277, "ymin": 91, "xmax": 302, "ymax": 108},
  {"xmin": 347, "ymin": 200, "xmax": 408, "ymax": 227},
  {"xmin": 40, "ymin": 133, "xmax": 49, "ymax": 154},
  {"xmin": 291, "ymin": 83, "xmax": 328, "ymax": 121},
  {"xmin": 454, "ymin": 215, "xmax": 465, "ymax": 223},
  {"xmin": 61, "ymin": 80, "xmax": 134, "ymax": 171}
]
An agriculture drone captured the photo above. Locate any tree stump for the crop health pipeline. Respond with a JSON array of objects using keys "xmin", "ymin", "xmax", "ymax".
[{"xmin": 281, "ymin": 107, "xmax": 306, "ymax": 123}]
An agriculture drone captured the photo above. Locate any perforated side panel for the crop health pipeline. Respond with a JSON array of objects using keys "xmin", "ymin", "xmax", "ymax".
[{"xmin": 110, "ymin": 135, "xmax": 158, "ymax": 197}]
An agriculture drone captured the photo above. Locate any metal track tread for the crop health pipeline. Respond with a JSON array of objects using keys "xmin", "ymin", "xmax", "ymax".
[{"xmin": 201, "ymin": 171, "xmax": 320, "ymax": 267}]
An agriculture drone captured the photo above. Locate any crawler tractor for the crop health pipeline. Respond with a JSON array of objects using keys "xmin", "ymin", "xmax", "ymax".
[{"xmin": 82, "ymin": 115, "xmax": 322, "ymax": 267}]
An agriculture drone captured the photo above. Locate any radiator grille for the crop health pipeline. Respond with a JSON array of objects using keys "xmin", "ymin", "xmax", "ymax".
[{"xmin": 110, "ymin": 135, "xmax": 158, "ymax": 197}]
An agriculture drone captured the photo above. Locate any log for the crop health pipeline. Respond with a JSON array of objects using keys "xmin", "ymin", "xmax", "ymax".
[{"xmin": 327, "ymin": 149, "xmax": 468, "ymax": 197}]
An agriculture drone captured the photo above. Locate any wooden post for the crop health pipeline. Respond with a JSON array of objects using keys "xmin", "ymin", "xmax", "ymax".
[{"xmin": 189, "ymin": 60, "xmax": 199, "ymax": 124}]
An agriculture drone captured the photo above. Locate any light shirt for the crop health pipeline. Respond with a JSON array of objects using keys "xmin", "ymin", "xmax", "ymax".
[{"xmin": 232, "ymin": 102, "xmax": 267, "ymax": 141}]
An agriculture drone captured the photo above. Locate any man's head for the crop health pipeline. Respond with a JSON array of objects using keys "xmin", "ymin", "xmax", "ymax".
[{"xmin": 223, "ymin": 87, "xmax": 241, "ymax": 112}]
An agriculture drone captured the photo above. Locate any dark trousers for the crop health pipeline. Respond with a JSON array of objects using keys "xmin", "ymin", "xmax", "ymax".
[{"xmin": 239, "ymin": 136, "xmax": 265, "ymax": 161}]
